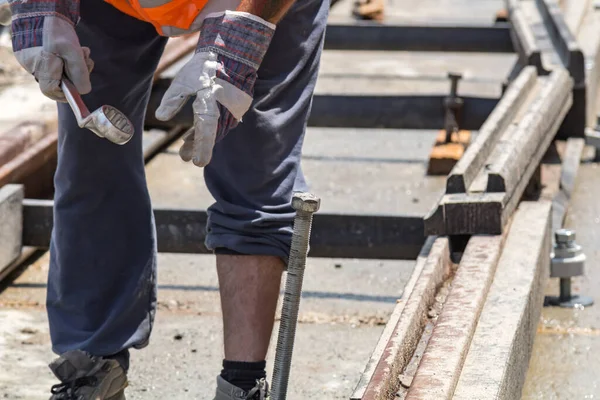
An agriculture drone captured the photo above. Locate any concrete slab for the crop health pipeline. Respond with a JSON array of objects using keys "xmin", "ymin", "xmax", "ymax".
[
  {"xmin": 0, "ymin": 80, "xmax": 56, "ymax": 134},
  {"xmin": 0, "ymin": 249, "xmax": 414, "ymax": 399},
  {"xmin": 0, "ymin": 185, "xmax": 23, "ymax": 276},
  {"xmin": 318, "ymin": 51, "xmax": 516, "ymax": 98},
  {"xmin": 0, "ymin": 307, "xmax": 391, "ymax": 400},
  {"xmin": 522, "ymin": 162, "xmax": 600, "ymax": 399},
  {"xmin": 454, "ymin": 201, "xmax": 552, "ymax": 400},
  {"xmin": 149, "ymin": 128, "xmax": 448, "ymax": 215}
]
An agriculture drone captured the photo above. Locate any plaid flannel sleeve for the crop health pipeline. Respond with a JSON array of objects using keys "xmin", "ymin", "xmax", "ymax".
[
  {"xmin": 196, "ymin": 11, "xmax": 276, "ymax": 97},
  {"xmin": 9, "ymin": 0, "xmax": 79, "ymax": 50}
]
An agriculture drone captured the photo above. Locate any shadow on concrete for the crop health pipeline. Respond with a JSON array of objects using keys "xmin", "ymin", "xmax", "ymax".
[{"xmin": 9, "ymin": 282, "xmax": 400, "ymax": 303}]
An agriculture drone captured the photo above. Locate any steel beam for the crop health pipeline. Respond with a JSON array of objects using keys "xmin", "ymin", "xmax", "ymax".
[
  {"xmin": 323, "ymin": 22, "xmax": 514, "ymax": 53},
  {"xmin": 424, "ymin": 68, "xmax": 573, "ymax": 236},
  {"xmin": 353, "ymin": 201, "xmax": 552, "ymax": 400},
  {"xmin": 350, "ymin": 237, "xmax": 452, "ymax": 400},
  {"xmin": 446, "ymin": 66, "xmax": 538, "ymax": 194},
  {"xmin": 405, "ymin": 233, "xmax": 506, "ymax": 399},
  {"xmin": 145, "ymin": 79, "xmax": 500, "ymax": 131},
  {"xmin": 20, "ymin": 199, "xmax": 425, "ymax": 260},
  {"xmin": 453, "ymin": 201, "xmax": 551, "ymax": 399},
  {"xmin": 507, "ymin": 0, "xmax": 587, "ymax": 137}
]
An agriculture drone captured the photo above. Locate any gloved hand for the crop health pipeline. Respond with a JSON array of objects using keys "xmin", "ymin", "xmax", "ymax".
[
  {"xmin": 155, "ymin": 11, "xmax": 276, "ymax": 167},
  {"xmin": 0, "ymin": 2, "xmax": 11, "ymax": 26},
  {"xmin": 8, "ymin": 0, "xmax": 94, "ymax": 101}
]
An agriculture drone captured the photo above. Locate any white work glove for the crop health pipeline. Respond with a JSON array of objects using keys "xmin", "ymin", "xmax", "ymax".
[
  {"xmin": 0, "ymin": 2, "xmax": 11, "ymax": 26},
  {"xmin": 8, "ymin": 0, "xmax": 94, "ymax": 101},
  {"xmin": 155, "ymin": 11, "xmax": 275, "ymax": 167}
]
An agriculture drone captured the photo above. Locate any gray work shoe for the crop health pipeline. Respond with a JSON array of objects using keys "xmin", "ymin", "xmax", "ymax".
[
  {"xmin": 214, "ymin": 376, "xmax": 269, "ymax": 400},
  {"xmin": 48, "ymin": 350, "xmax": 128, "ymax": 400}
]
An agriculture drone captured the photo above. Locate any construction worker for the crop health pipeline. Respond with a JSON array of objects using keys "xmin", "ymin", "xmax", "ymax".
[{"xmin": 6, "ymin": 0, "xmax": 328, "ymax": 397}]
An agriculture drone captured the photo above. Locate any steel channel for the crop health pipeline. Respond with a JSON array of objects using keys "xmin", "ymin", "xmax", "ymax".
[
  {"xmin": 486, "ymin": 70, "xmax": 573, "ymax": 193},
  {"xmin": 424, "ymin": 70, "xmax": 573, "ymax": 236},
  {"xmin": 446, "ymin": 66, "xmax": 538, "ymax": 194},
  {"xmin": 21, "ymin": 200, "xmax": 425, "ymax": 260},
  {"xmin": 145, "ymin": 80, "xmax": 500, "ymax": 131},
  {"xmin": 507, "ymin": 0, "xmax": 587, "ymax": 138},
  {"xmin": 323, "ymin": 23, "xmax": 514, "ymax": 52}
]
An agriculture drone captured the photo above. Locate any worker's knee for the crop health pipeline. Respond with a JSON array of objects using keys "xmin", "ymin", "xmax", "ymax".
[
  {"xmin": 205, "ymin": 214, "xmax": 293, "ymax": 262},
  {"xmin": 205, "ymin": 159, "xmax": 307, "ymax": 262}
]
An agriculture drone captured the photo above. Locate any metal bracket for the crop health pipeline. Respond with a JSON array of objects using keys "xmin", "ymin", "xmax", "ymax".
[
  {"xmin": 545, "ymin": 229, "xmax": 594, "ymax": 308},
  {"xmin": 443, "ymin": 73, "xmax": 464, "ymax": 143}
]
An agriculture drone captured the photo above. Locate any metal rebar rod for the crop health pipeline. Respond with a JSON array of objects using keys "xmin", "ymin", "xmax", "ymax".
[{"xmin": 271, "ymin": 192, "xmax": 320, "ymax": 400}]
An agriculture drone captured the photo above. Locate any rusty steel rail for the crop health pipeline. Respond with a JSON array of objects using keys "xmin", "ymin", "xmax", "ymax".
[
  {"xmin": 506, "ymin": 0, "xmax": 600, "ymax": 138},
  {"xmin": 352, "ymin": 201, "xmax": 552, "ymax": 400},
  {"xmin": 424, "ymin": 67, "xmax": 573, "ymax": 236},
  {"xmin": 352, "ymin": 2, "xmax": 599, "ymax": 398}
]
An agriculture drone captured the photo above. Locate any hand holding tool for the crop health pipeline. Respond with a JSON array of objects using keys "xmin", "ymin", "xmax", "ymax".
[
  {"xmin": 271, "ymin": 192, "xmax": 321, "ymax": 400},
  {"xmin": 154, "ymin": 10, "xmax": 276, "ymax": 167},
  {"xmin": 61, "ymin": 78, "xmax": 134, "ymax": 145},
  {"xmin": 8, "ymin": 0, "xmax": 93, "ymax": 101}
]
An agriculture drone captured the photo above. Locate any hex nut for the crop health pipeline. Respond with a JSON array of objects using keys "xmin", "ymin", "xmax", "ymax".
[
  {"xmin": 555, "ymin": 229, "xmax": 575, "ymax": 245},
  {"xmin": 292, "ymin": 192, "xmax": 321, "ymax": 213},
  {"xmin": 550, "ymin": 253, "xmax": 585, "ymax": 278},
  {"xmin": 554, "ymin": 242, "xmax": 582, "ymax": 259}
]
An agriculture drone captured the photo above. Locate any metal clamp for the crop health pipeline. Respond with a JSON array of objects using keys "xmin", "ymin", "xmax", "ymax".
[
  {"xmin": 546, "ymin": 229, "xmax": 593, "ymax": 308},
  {"xmin": 443, "ymin": 72, "xmax": 464, "ymax": 143}
]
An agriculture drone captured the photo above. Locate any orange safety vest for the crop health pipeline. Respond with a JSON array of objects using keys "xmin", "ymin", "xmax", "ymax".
[{"xmin": 104, "ymin": 0, "xmax": 209, "ymax": 36}]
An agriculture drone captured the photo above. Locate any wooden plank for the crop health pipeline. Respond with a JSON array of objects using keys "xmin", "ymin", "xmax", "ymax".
[
  {"xmin": 426, "ymin": 130, "xmax": 471, "ymax": 176},
  {"xmin": 453, "ymin": 201, "xmax": 552, "ymax": 400},
  {"xmin": 352, "ymin": 0, "xmax": 385, "ymax": 21},
  {"xmin": 486, "ymin": 70, "xmax": 573, "ymax": 193},
  {"xmin": 356, "ymin": 237, "xmax": 451, "ymax": 400},
  {"xmin": 446, "ymin": 66, "xmax": 538, "ymax": 193},
  {"xmin": 404, "ymin": 234, "xmax": 506, "ymax": 399}
]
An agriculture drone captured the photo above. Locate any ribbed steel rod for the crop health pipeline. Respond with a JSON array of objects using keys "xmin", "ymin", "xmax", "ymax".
[{"xmin": 271, "ymin": 192, "xmax": 320, "ymax": 400}]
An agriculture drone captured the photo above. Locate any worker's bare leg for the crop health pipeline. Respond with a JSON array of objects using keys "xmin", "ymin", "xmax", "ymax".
[
  {"xmin": 217, "ymin": 255, "xmax": 284, "ymax": 361},
  {"xmin": 204, "ymin": 0, "xmax": 329, "ymax": 397}
]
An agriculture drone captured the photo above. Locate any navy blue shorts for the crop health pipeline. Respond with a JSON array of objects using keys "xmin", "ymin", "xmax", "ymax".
[{"xmin": 47, "ymin": 0, "xmax": 329, "ymax": 357}]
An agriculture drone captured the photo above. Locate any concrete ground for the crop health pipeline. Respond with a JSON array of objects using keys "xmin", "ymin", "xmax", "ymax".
[
  {"xmin": 522, "ymin": 158, "xmax": 600, "ymax": 400},
  {"xmin": 4, "ymin": 0, "xmax": 598, "ymax": 399}
]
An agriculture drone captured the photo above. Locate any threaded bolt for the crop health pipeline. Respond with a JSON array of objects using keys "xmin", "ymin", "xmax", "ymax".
[
  {"xmin": 448, "ymin": 72, "xmax": 462, "ymax": 97},
  {"xmin": 271, "ymin": 192, "xmax": 320, "ymax": 400}
]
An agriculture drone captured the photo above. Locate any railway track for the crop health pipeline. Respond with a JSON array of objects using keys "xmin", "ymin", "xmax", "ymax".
[{"xmin": 1, "ymin": 0, "xmax": 599, "ymax": 399}]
